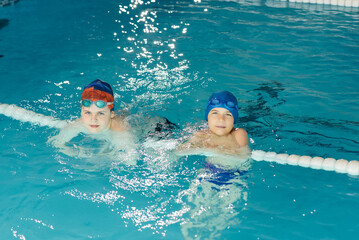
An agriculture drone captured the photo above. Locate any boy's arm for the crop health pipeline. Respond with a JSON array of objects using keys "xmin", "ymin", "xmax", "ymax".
[
  {"xmin": 175, "ymin": 131, "xmax": 207, "ymax": 156},
  {"xmin": 111, "ymin": 130, "xmax": 138, "ymax": 165}
]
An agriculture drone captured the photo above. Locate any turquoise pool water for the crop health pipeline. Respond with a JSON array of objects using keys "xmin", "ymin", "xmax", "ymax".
[{"xmin": 1, "ymin": 0, "xmax": 359, "ymax": 239}]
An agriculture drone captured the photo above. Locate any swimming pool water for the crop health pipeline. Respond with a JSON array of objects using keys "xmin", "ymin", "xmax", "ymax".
[{"xmin": 1, "ymin": 0, "xmax": 359, "ymax": 239}]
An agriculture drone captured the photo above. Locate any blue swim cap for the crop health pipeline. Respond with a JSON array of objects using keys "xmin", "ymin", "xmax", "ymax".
[
  {"xmin": 81, "ymin": 79, "xmax": 115, "ymax": 110},
  {"xmin": 205, "ymin": 91, "xmax": 239, "ymax": 124},
  {"xmin": 83, "ymin": 79, "xmax": 114, "ymax": 96}
]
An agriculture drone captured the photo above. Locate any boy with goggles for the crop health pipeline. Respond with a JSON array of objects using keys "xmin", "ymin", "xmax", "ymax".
[
  {"xmin": 177, "ymin": 91, "xmax": 249, "ymax": 155},
  {"xmin": 49, "ymin": 79, "xmax": 137, "ymax": 161},
  {"xmin": 79, "ymin": 79, "xmax": 126, "ymax": 133}
]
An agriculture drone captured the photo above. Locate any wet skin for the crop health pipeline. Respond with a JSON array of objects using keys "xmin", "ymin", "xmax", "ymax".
[
  {"xmin": 80, "ymin": 104, "xmax": 115, "ymax": 133},
  {"xmin": 207, "ymin": 107, "xmax": 235, "ymax": 136}
]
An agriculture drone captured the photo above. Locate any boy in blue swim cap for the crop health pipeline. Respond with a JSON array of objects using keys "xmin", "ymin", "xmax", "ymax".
[{"xmin": 178, "ymin": 91, "xmax": 249, "ymax": 155}]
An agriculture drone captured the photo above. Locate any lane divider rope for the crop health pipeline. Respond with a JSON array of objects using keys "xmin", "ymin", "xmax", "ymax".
[
  {"xmin": 1, "ymin": 103, "xmax": 357, "ymax": 176},
  {"xmin": 252, "ymin": 150, "xmax": 359, "ymax": 176}
]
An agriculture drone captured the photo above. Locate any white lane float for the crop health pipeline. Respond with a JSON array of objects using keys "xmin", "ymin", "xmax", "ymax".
[
  {"xmin": 0, "ymin": 103, "xmax": 67, "ymax": 129},
  {"xmin": 286, "ymin": 0, "xmax": 359, "ymax": 7},
  {"xmin": 251, "ymin": 150, "xmax": 359, "ymax": 176},
  {"xmin": 264, "ymin": 0, "xmax": 359, "ymax": 8}
]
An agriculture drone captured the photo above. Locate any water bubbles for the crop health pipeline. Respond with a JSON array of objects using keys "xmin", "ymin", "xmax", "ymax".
[
  {"xmin": 168, "ymin": 43, "xmax": 175, "ymax": 49},
  {"xmin": 123, "ymin": 47, "xmax": 134, "ymax": 53}
]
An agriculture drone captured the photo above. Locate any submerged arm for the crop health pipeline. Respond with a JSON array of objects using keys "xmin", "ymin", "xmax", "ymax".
[
  {"xmin": 176, "ymin": 129, "xmax": 251, "ymax": 157},
  {"xmin": 47, "ymin": 120, "xmax": 85, "ymax": 156},
  {"xmin": 111, "ymin": 130, "xmax": 139, "ymax": 165}
]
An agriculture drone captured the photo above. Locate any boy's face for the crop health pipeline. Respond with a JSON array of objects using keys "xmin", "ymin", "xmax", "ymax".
[
  {"xmin": 80, "ymin": 104, "xmax": 115, "ymax": 133},
  {"xmin": 207, "ymin": 107, "xmax": 234, "ymax": 136}
]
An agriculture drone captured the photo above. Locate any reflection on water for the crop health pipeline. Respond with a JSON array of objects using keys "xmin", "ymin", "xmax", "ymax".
[
  {"xmin": 0, "ymin": 0, "xmax": 19, "ymax": 7},
  {"xmin": 241, "ymin": 81, "xmax": 359, "ymax": 158},
  {"xmin": 2, "ymin": 0, "xmax": 358, "ymax": 239},
  {"xmin": 113, "ymin": 0, "xmax": 207, "ymax": 116}
]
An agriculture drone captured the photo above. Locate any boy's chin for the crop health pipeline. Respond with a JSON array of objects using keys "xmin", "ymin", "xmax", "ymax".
[
  {"xmin": 210, "ymin": 130, "xmax": 231, "ymax": 137},
  {"xmin": 86, "ymin": 127, "xmax": 103, "ymax": 133}
]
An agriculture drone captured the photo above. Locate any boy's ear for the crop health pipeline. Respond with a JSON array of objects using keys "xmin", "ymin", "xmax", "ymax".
[{"xmin": 111, "ymin": 111, "xmax": 115, "ymax": 118}]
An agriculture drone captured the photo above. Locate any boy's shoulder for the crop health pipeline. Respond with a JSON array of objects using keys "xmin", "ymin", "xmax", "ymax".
[
  {"xmin": 232, "ymin": 128, "xmax": 248, "ymax": 147},
  {"xmin": 110, "ymin": 115, "xmax": 128, "ymax": 132},
  {"xmin": 233, "ymin": 127, "xmax": 247, "ymax": 135}
]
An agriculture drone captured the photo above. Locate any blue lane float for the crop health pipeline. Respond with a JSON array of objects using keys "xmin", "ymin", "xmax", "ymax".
[{"xmin": 251, "ymin": 150, "xmax": 359, "ymax": 176}]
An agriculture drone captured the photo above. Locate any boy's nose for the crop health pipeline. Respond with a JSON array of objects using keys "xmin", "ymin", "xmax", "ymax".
[
  {"xmin": 91, "ymin": 115, "xmax": 98, "ymax": 122},
  {"xmin": 218, "ymin": 114, "xmax": 225, "ymax": 121}
]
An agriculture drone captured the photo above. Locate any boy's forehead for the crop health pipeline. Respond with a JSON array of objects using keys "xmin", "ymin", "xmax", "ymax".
[
  {"xmin": 210, "ymin": 107, "xmax": 231, "ymax": 112},
  {"xmin": 81, "ymin": 105, "xmax": 110, "ymax": 113}
]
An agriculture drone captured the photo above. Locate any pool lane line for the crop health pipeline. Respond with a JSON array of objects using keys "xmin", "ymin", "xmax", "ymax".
[{"xmin": 252, "ymin": 150, "xmax": 359, "ymax": 176}]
